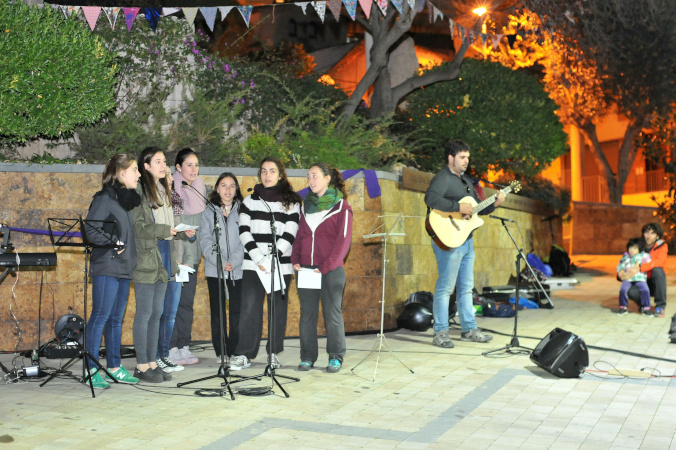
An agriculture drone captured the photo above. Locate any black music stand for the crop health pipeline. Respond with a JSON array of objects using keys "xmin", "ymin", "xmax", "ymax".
[{"xmin": 40, "ymin": 218, "xmax": 121, "ymax": 397}]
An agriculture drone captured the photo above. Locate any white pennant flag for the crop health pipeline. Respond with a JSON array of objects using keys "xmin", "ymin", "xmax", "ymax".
[
  {"xmin": 296, "ymin": 2, "xmax": 311, "ymax": 15},
  {"xmin": 312, "ymin": 2, "xmax": 327, "ymax": 23},
  {"xmin": 449, "ymin": 20, "xmax": 455, "ymax": 38},
  {"xmin": 432, "ymin": 4, "xmax": 443, "ymax": 22},
  {"xmin": 218, "ymin": 6, "xmax": 234, "ymax": 19},
  {"xmin": 162, "ymin": 8, "xmax": 181, "ymax": 16},
  {"xmin": 102, "ymin": 7, "xmax": 120, "ymax": 30},
  {"xmin": 407, "ymin": 0, "xmax": 415, "ymax": 12}
]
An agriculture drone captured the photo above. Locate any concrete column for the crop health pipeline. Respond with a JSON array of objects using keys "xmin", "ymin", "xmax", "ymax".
[{"xmin": 569, "ymin": 124, "xmax": 583, "ymax": 202}]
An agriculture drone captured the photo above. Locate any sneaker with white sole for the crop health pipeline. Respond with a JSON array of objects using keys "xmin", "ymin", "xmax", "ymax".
[
  {"xmin": 87, "ymin": 369, "xmax": 111, "ymax": 390},
  {"xmin": 180, "ymin": 346, "xmax": 199, "ymax": 365},
  {"xmin": 433, "ymin": 329, "xmax": 454, "ymax": 348},
  {"xmin": 105, "ymin": 366, "xmax": 139, "ymax": 384},
  {"xmin": 230, "ymin": 355, "xmax": 251, "ymax": 371},
  {"xmin": 156, "ymin": 357, "xmax": 185, "ymax": 373},
  {"xmin": 168, "ymin": 347, "xmax": 187, "ymax": 365},
  {"xmin": 460, "ymin": 329, "xmax": 493, "ymax": 343}
]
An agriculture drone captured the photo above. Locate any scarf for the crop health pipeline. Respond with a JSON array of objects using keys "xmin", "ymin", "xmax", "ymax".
[
  {"xmin": 152, "ymin": 182, "xmax": 174, "ymax": 240},
  {"xmin": 303, "ymin": 187, "xmax": 342, "ymax": 214},
  {"xmin": 108, "ymin": 182, "xmax": 141, "ymax": 211},
  {"xmin": 253, "ymin": 183, "xmax": 283, "ymax": 202},
  {"xmin": 173, "ymin": 170, "xmax": 207, "ymax": 215}
]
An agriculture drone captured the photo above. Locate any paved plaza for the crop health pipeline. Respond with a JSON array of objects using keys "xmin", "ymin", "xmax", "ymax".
[{"xmin": 2, "ymin": 255, "xmax": 676, "ymax": 449}]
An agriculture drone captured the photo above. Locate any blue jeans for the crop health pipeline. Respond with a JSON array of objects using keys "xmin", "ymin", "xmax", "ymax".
[
  {"xmin": 86, "ymin": 276, "xmax": 131, "ymax": 370},
  {"xmin": 157, "ymin": 280, "xmax": 182, "ymax": 359},
  {"xmin": 432, "ymin": 238, "xmax": 476, "ymax": 333}
]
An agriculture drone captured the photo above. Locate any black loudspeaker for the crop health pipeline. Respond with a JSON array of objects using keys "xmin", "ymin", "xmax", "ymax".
[{"xmin": 530, "ymin": 328, "xmax": 589, "ymax": 378}]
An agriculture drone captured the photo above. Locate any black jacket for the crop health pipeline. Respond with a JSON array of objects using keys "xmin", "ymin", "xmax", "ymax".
[
  {"xmin": 86, "ymin": 186, "xmax": 137, "ymax": 279},
  {"xmin": 424, "ymin": 166, "xmax": 496, "ymax": 216}
]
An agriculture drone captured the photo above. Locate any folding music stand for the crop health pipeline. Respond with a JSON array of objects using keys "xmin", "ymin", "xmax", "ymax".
[
  {"xmin": 351, "ymin": 214, "xmax": 417, "ymax": 382},
  {"xmin": 41, "ymin": 218, "xmax": 121, "ymax": 397}
]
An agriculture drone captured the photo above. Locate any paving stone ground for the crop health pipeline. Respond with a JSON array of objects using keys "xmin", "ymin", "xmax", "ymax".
[{"xmin": 2, "ymin": 255, "xmax": 676, "ymax": 449}]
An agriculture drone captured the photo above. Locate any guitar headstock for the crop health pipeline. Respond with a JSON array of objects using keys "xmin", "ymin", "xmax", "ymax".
[{"xmin": 509, "ymin": 181, "xmax": 522, "ymax": 194}]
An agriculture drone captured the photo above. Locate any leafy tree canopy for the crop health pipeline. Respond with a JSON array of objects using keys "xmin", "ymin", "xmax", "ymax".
[{"xmin": 0, "ymin": 2, "xmax": 117, "ymax": 142}]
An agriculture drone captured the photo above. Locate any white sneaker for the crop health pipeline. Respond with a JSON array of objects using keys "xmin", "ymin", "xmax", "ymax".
[
  {"xmin": 156, "ymin": 357, "xmax": 185, "ymax": 373},
  {"xmin": 168, "ymin": 347, "xmax": 187, "ymax": 365},
  {"xmin": 180, "ymin": 346, "xmax": 198, "ymax": 365},
  {"xmin": 270, "ymin": 353, "xmax": 281, "ymax": 369},
  {"xmin": 230, "ymin": 355, "xmax": 251, "ymax": 371}
]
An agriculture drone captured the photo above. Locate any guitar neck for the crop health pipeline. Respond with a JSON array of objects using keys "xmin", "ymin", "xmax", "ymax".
[{"xmin": 472, "ymin": 187, "xmax": 512, "ymax": 215}]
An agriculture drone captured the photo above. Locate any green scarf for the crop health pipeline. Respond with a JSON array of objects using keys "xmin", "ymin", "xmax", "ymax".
[{"xmin": 304, "ymin": 187, "xmax": 343, "ymax": 214}]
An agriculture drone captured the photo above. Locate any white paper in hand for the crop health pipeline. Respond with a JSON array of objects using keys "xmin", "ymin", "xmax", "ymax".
[
  {"xmin": 176, "ymin": 264, "xmax": 196, "ymax": 282},
  {"xmin": 297, "ymin": 268, "xmax": 322, "ymax": 289},
  {"xmin": 174, "ymin": 223, "xmax": 199, "ymax": 232},
  {"xmin": 256, "ymin": 265, "xmax": 287, "ymax": 294}
]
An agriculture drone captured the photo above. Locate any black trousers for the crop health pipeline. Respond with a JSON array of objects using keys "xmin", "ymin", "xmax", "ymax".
[
  {"xmin": 234, "ymin": 270, "xmax": 291, "ymax": 360},
  {"xmin": 627, "ymin": 267, "xmax": 667, "ymax": 309},
  {"xmin": 170, "ymin": 264, "xmax": 198, "ymax": 349},
  {"xmin": 206, "ymin": 276, "xmax": 242, "ymax": 358}
]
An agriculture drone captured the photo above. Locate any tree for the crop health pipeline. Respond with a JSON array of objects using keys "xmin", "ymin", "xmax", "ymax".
[
  {"xmin": 405, "ymin": 58, "xmax": 567, "ymax": 175},
  {"xmin": 340, "ymin": 0, "xmax": 519, "ymax": 123},
  {"xmin": 0, "ymin": 2, "xmax": 117, "ymax": 142},
  {"xmin": 523, "ymin": 0, "xmax": 676, "ymax": 203}
]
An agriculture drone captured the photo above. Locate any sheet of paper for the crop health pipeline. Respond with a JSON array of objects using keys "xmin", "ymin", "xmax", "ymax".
[
  {"xmin": 174, "ymin": 223, "xmax": 199, "ymax": 232},
  {"xmin": 255, "ymin": 265, "xmax": 287, "ymax": 294},
  {"xmin": 176, "ymin": 264, "xmax": 196, "ymax": 283},
  {"xmin": 297, "ymin": 268, "xmax": 322, "ymax": 289}
]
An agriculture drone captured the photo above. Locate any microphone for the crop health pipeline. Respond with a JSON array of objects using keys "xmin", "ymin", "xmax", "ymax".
[
  {"xmin": 540, "ymin": 215, "xmax": 560, "ymax": 222},
  {"xmin": 181, "ymin": 180, "xmax": 217, "ymax": 213},
  {"xmin": 489, "ymin": 215, "xmax": 515, "ymax": 223}
]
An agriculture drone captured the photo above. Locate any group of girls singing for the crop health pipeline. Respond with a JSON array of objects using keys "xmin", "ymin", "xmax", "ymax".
[{"xmin": 84, "ymin": 151, "xmax": 353, "ymax": 388}]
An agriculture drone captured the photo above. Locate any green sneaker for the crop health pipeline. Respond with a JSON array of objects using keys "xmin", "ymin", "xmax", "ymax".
[
  {"xmin": 87, "ymin": 369, "xmax": 111, "ymax": 390},
  {"xmin": 105, "ymin": 366, "xmax": 139, "ymax": 384}
]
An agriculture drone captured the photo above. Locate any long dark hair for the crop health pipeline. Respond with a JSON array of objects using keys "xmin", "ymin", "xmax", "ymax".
[
  {"xmin": 310, "ymin": 162, "xmax": 347, "ymax": 198},
  {"xmin": 175, "ymin": 147, "xmax": 198, "ymax": 169},
  {"xmin": 258, "ymin": 156, "xmax": 302, "ymax": 210},
  {"xmin": 101, "ymin": 153, "xmax": 135, "ymax": 188},
  {"xmin": 138, "ymin": 147, "xmax": 171, "ymax": 209},
  {"xmin": 209, "ymin": 172, "xmax": 243, "ymax": 206}
]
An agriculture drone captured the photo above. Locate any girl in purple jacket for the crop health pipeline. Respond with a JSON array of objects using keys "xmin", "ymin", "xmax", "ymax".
[{"xmin": 291, "ymin": 163, "xmax": 353, "ymax": 373}]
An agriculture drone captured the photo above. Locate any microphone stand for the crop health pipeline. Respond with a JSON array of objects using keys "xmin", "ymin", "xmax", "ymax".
[
  {"xmin": 176, "ymin": 181, "xmax": 256, "ymax": 398},
  {"xmin": 255, "ymin": 200, "xmax": 299, "ymax": 398}
]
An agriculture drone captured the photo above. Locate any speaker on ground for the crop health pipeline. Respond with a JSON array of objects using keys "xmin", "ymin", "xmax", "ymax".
[{"xmin": 530, "ymin": 328, "xmax": 588, "ymax": 378}]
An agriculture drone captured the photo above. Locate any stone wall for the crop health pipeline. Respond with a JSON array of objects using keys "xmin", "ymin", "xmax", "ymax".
[
  {"xmin": 0, "ymin": 163, "xmax": 557, "ymax": 351},
  {"xmin": 569, "ymin": 202, "xmax": 657, "ymax": 255}
]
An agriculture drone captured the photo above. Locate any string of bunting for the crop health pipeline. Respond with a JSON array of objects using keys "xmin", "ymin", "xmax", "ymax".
[{"xmin": 45, "ymin": 0, "xmax": 517, "ymax": 49}]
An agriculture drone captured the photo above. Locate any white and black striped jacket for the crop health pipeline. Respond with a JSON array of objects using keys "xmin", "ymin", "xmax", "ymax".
[{"xmin": 239, "ymin": 190, "xmax": 300, "ymax": 275}]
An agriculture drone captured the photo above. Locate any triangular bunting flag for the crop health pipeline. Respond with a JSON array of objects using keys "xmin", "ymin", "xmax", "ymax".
[
  {"xmin": 297, "ymin": 2, "xmax": 310, "ymax": 15},
  {"xmin": 200, "ymin": 7, "xmax": 218, "ymax": 31},
  {"xmin": 327, "ymin": 0, "xmax": 342, "ymax": 21},
  {"xmin": 417, "ymin": 0, "xmax": 425, "ymax": 12},
  {"xmin": 449, "ymin": 19, "xmax": 455, "ymax": 38},
  {"xmin": 469, "ymin": 29, "xmax": 475, "ymax": 42},
  {"xmin": 358, "ymin": 0, "xmax": 371, "ymax": 19},
  {"xmin": 49, "ymin": 4, "xmax": 60, "ymax": 10},
  {"xmin": 60, "ymin": 6, "xmax": 80, "ymax": 18},
  {"xmin": 162, "ymin": 8, "xmax": 181, "ymax": 16},
  {"xmin": 407, "ymin": 0, "xmax": 415, "ymax": 12},
  {"xmin": 143, "ymin": 8, "xmax": 162, "ymax": 32},
  {"xmin": 218, "ymin": 6, "xmax": 234, "ymax": 19},
  {"xmin": 432, "ymin": 4, "xmax": 443, "ymax": 22},
  {"xmin": 459, "ymin": 24, "xmax": 466, "ymax": 42},
  {"xmin": 82, "ymin": 6, "xmax": 101, "ymax": 31},
  {"xmin": 103, "ymin": 7, "xmax": 120, "ymax": 30},
  {"xmin": 237, "ymin": 6, "xmax": 253, "ymax": 27},
  {"xmin": 182, "ymin": 7, "xmax": 198, "ymax": 24},
  {"xmin": 122, "ymin": 7, "xmax": 140, "ymax": 31},
  {"xmin": 312, "ymin": 2, "xmax": 326, "ymax": 23},
  {"xmin": 391, "ymin": 0, "xmax": 403, "ymax": 15},
  {"xmin": 492, "ymin": 34, "xmax": 504, "ymax": 49},
  {"xmin": 480, "ymin": 33, "xmax": 488, "ymax": 48},
  {"xmin": 342, "ymin": 0, "xmax": 357, "ymax": 20},
  {"xmin": 377, "ymin": 0, "xmax": 388, "ymax": 16}
]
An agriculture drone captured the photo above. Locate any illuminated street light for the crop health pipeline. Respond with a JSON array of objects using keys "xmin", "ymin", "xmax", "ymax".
[{"xmin": 473, "ymin": 7, "xmax": 487, "ymax": 16}]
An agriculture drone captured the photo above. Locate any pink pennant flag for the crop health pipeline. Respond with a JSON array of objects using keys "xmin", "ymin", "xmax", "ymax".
[
  {"xmin": 182, "ymin": 7, "xmax": 198, "ymax": 24},
  {"xmin": 200, "ymin": 7, "xmax": 217, "ymax": 31},
  {"xmin": 122, "ymin": 7, "xmax": 140, "ymax": 31},
  {"xmin": 342, "ymin": 0, "xmax": 357, "ymax": 20},
  {"xmin": 377, "ymin": 0, "xmax": 388, "ymax": 16},
  {"xmin": 492, "ymin": 34, "xmax": 504, "ymax": 49},
  {"xmin": 237, "ymin": 6, "xmax": 253, "ymax": 27},
  {"xmin": 312, "ymin": 2, "xmax": 327, "ymax": 23},
  {"xmin": 82, "ymin": 7, "xmax": 101, "ymax": 30},
  {"xmin": 358, "ymin": 0, "xmax": 371, "ymax": 19},
  {"xmin": 391, "ymin": 0, "xmax": 403, "ymax": 15},
  {"xmin": 103, "ymin": 7, "xmax": 120, "ymax": 30},
  {"xmin": 327, "ymin": 0, "xmax": 342, "ymax": 21}
]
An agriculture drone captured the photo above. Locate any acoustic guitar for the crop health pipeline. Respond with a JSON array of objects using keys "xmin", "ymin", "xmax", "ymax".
[{"xmin": 425, "ymin": 181, "xmax": 521, "ymax": 250}]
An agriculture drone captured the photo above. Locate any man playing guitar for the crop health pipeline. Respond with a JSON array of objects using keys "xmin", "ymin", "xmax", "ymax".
[{"xmin": 424, "ymin": 140, "xmax": 506, "ymax": 348}]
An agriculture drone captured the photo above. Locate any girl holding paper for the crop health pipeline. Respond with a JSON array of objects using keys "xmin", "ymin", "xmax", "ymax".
[
  {"xmin": 291, "ymin": 163, "xmax": 353, "ymax": 373},
  {"xmin": 168, "ymin": 148, "xmax": 206, "ymax": 366},
  {"xmin": 199, "ymin": 172, "xmax": 245, "ymax": 362},
  {"xmin": 230, "ymin": 157, "xmax": 302, "ymax": 371},
  {"xmin": 132, "ymin": 147, "xmax": 195, "ymax": 383}
]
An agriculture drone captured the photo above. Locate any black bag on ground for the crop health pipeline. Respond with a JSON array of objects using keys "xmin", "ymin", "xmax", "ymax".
[{"xmin": 549, "ymin": 244, "xmax": 572, "ymax": 277}]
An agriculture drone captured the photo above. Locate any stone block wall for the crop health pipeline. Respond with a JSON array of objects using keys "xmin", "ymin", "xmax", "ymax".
[{"xmin": 0, "ymin": 164, "xmax": 556, "ymax": 351}]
